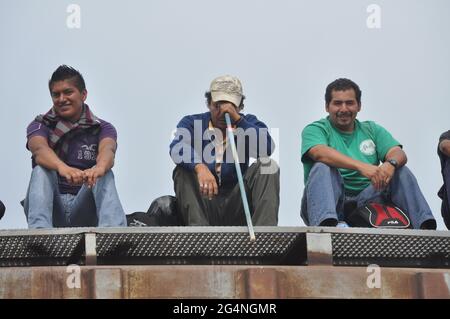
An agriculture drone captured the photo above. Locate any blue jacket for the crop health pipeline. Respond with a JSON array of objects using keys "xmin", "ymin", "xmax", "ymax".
[{"xmin": 169, "ymin": 112, "xmax": 274, "ymax": 188}]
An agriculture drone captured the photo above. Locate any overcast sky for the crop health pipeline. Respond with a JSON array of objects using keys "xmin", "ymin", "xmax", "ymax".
[{"xmin": 1, "ymin": 0, "xmax": 449, "ymax": 229}]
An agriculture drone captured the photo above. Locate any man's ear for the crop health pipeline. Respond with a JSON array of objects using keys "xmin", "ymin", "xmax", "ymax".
[
  {"xmin": 325, "ymin": 103, "xmax": 329, "ymax": 112},
  {"xmin": 81, "ymin": 89, "xmax": 88, "ymax": 102}
]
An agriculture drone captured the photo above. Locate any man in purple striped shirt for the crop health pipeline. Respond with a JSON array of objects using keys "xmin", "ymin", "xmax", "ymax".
[{"xmin": 24, "ymin": 65, "xmax": 126, "ymax": 228}]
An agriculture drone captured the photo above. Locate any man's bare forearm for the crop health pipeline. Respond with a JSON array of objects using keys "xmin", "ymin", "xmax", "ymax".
[{"xmin": 307, "ymin": 145, "xmax": 369, "ymax": 171}]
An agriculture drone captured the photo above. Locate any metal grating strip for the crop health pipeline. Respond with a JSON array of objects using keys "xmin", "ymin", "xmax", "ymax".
[
  {"xmin": 0, "ymin": 234, "xmax": 84, "ymax": 267},
  {"xmin": 96, "ymin": 232, "xmax": 305, "ymax": 265},
  {"xmin": 332, "ymin": 233, "xmax": 450, "ymax": 268}
]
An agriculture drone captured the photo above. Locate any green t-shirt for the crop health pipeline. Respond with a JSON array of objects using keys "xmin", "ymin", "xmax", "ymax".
[{"xmin": 301, "ymin": 117, "xmax": 401, "ymax": 195}]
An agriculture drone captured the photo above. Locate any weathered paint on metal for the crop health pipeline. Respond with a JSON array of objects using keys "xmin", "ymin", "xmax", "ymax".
[{"xmin": 1, "ymin": 265, "xmax": 450, "ymax": 299}]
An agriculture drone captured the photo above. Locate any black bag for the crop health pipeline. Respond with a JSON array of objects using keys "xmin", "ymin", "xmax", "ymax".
[
  {"xmin": 345, "ymin": 201, "xmax": 411, "ymax": 229},
  {"xmin": 126, "ymin": 211, "xmax": 156, "ymax": 227},
  {"xmin": 126, "ymin": 195, "xmax": 183, "ymax": 227}
]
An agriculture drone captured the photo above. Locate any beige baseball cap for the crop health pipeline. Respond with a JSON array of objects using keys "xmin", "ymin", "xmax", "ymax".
[{"xmin": 210, "ymin": 75, "xmax": 243, "ymax": 107}]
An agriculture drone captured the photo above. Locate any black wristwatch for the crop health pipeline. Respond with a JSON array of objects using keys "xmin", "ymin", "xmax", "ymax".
[{"xmin": 386, "ymin": 159, "xmax": 398, "ymax": 169}]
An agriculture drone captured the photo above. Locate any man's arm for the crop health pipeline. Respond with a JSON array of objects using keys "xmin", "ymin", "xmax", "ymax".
[
  {"xmin": 236, "ymin": 114, "xmax": 274, "ymax": 158},
  {"xmin": 169, "ymin": 116, "xmax": 203, "ymax": 171},
  {"xmin": 440, "ymin": 140, "xmax": 450, "ymax": 157},
  {"xmin": 169, "ymin": 116, "xmax": 219, "ymax": 199},
  {"xmin": 83, "ymin": 137, "xmax": 116, "ymax": 188},
  {"xmin": 307, "ymin": 144, "xmax": 379, "ymax": 178},
  {"xmin": 384, "ymin": 146, "xmax": 407, "ymax": 167},
  {"xmin": 370, "ymin": 146, "xmax": 407, "ymax": 190},
  {"xmin": 28, "ymin": 135, "xmax": 84, "ymax": 185}
]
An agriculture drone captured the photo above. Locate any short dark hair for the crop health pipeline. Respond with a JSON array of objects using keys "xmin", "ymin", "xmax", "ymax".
[
  {"xmin": 48, "ymin": 65, "xmax": 86, "ymax": 93},
  {"xmin": 325, "ymin": 78, "xmax": 361, "ymax": 105},
  {"xmin": 204, "ymin": 91, "xmax": 246, "ymax": 110}
]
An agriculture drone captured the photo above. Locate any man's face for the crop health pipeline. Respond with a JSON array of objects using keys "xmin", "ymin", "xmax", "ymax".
[
  {"xmin": 50, "ymin": 79, "xmax": 87, "ymax": 122},
  {"xmin": 208, "ymin": 100, "xmax": 238, "ymax": 130},
  {"xmin": 326, "ymin": 89, "xmax": 361, "ymax": 132}
]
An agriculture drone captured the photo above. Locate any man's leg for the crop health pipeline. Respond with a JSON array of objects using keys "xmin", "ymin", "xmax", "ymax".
[
  {"xmin": 23, "ymin": 165, "xmax": 66, "ymax": 228},
  {"xmin": 67, "ymin": 187, "xmax": 98, "ymax": 227},
  {"xmin": 300, "ymin": 163, "xmax": 345, "ymax": 226},
  {"xmin": 75, "ymin": 170, "xmax": 127, "ymax": 227},
  {"xmin": 353, "ymin": 184, "xmax": 384, "ymax": 207},
  {"xmin": 240, "ymin": 158, "xmax": 280, "ymax": 226},
  {"xmin": 389, "ymin": 166, "xmax": 436, "ymax": 229},
  {"xmin": 173, "ymin": 166, "xmax": 219, "ymax": 226}
]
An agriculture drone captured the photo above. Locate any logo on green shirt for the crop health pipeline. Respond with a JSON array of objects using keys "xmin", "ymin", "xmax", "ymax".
[{"xmin": 359, "ymin": 139, "xmax": 376, "ymax": 156}]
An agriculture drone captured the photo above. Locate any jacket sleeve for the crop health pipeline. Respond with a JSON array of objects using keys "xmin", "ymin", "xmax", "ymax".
[
  {"xmin": 236, "ymin": 114, "xmax": 274, "ymax": 159},
  {"xmin": 169, "ymin": 115, "xmax": 203, "ymax": 171}
]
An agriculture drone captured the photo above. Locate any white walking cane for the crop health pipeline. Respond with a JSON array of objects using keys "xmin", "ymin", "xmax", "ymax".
[{"xmin": 224, "ymin": 113, "xmax": 256, "ymax": 242}]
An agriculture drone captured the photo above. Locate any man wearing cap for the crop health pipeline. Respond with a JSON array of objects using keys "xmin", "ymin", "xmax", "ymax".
[
  {"xmin": 170, "ymin": 75, "xmax": 280, "ymax": 226},
  {"xmin": 300, "ymin": 78, "xmax": 436, "ymax": 229}
]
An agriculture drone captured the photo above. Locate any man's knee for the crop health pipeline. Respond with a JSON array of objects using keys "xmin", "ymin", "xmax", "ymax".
[
  {"xmin": 97, "ymin": 170, "xmax": 114, "ymax": 183},
  {"xmin": 309, "ymin": 162, "xmax": 337, "ymax": 178},
  {"xmin": 173, "ymin": 166, "xmax": 199, "ymax": 198},
  {"xmin": 173, "ymin": 166, "xmax": 197, "ymax": 185},
  {"xmin": 245, "ymin": 159, "xmax": 280, "ymax": 188},
  {"xmin": 91, "ymin": 170, "xmax": 118, "ymax": 194},
  {"xmin": 393, "ymin": 166, "xmax": 417, "ymax": 183},
  {"xmin": 31, "ymin": 165, "xmax": 56, "ymax": 180},
  {"xmin": 256, "ymin": 158, "xmax": 279, "ymax": 175}
]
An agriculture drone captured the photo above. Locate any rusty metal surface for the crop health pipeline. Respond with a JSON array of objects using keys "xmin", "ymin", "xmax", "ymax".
[
  {"xmin": 0, "ymin": 265, "xmax": 449, "ymax": 299},
  {"xmin": 2, "ymin": 227, "xmax": 450, "ymax": 298}
]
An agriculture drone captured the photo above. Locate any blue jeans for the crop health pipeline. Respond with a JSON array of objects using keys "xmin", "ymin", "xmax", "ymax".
[
  {"xmin": 24, "ymin": 166, "xmax": 127, "ymax": 228},
  {"xmin": 300, "ymin": 163, "xmax": 436, "ymax": 229}
]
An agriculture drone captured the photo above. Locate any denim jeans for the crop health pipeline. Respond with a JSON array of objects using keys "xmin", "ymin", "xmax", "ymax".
[
  {"xmin": 24, "ymin": 165, "xmax": 127, "ymax": 228},
  {"xmin": 300, "ymin": 163, "xmax": 436, "ymax": 229}
]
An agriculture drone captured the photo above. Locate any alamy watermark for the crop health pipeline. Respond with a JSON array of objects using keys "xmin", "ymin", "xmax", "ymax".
[
  {"xmin": 66, "ymin": 4, "xmax": 81, "ymax": 29},
  {"xmin": 367, "ymin": 4, "xmax": 381, "ymax": 29},
  {"xmin": 366, "ymin": 264, "xmax": 381, "ymax": 289},
  {"xmin": 170, "ymin": 121, "xmax": 279, "ymax": 174},
  {"xmin": 66, "ymin": 264, "xmax": 81, "ymax": 289}
]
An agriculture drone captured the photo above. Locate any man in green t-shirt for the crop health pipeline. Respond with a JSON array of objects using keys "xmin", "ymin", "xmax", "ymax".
[{"xmin": 300, "ymin": 78, "xmax": 436, "ymax": 229}]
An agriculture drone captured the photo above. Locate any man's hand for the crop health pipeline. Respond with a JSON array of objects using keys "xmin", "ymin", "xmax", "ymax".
[
  {"xmin": 371, "ymin": 162, "xmax": 395, "ymax": 191},
  {"xmin": 357, "ymin": 162, "xmax": 379, "ymax": 180},
  {"xmin": 358, "ymin": 162, "xmax": 395, "ymax": 191},
  {"xmin": 218, "ymin": 103, "xmax": 241, "ymax": 124},
  {"xmin": 195, "ymin": 164, "xmax": 218, "ymax": 200},
  {"xmin": 83, "ymin": 166, "xmax": 107, "ymax": 188},
  {"xmin": 58, "ymin": 165, "xmax": 85, "ymax": 186}
]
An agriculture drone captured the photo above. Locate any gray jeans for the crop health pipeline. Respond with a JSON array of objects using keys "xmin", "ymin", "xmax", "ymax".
[
  {"xmin": 173, "ymin": 159, "xmax": 280, "ymax": 226},
  {"xmin": 300, "ymin": 163, "xmax": 436, "ymax": 229},
  {"xmin": 24, "ymin": 165, "xmax": 127, "ymax": 228}
]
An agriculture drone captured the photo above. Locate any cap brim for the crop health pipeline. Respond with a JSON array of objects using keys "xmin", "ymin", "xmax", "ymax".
[{"xmin": 211, "ymin": 92, "xmax": 241, "ymax": 107}]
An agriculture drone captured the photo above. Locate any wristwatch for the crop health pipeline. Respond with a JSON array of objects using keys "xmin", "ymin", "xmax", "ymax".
[{"xmin": 386, "ymin": 159, "xmax": 398, "ymax": 169}]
